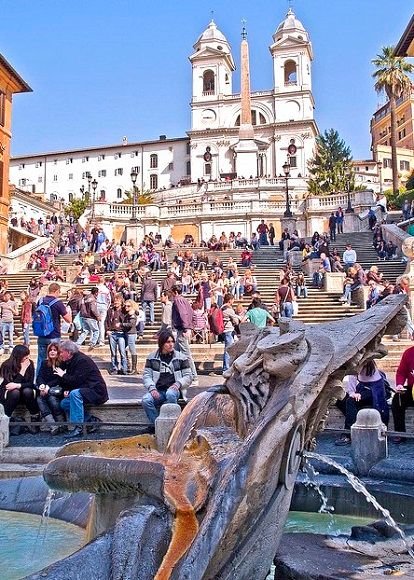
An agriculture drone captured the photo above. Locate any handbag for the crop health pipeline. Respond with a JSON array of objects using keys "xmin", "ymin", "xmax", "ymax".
[
  {"xmin": 292, "ymin": 301, "xmax": 299, "ymax": 316},
  {"xmin": 48, "ymin": 385, "xmax": 63, "ymax": 397}
]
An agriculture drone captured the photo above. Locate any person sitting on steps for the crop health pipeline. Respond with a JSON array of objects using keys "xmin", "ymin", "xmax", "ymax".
[
  {"xmin": 36, "ymin": 342, "xmax": 66, "ymax": 434},
  {"xmin": 141, "ymin": 330, "xmax": 192, "ymax": 433}
]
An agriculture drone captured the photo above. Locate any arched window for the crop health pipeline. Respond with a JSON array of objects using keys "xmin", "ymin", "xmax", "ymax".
[
  {"xmin": 203, "ymin": 70, "xmax": 215, "ymax": 94},
  {"xmin": 235, "ymin": 110, "xmax": 267, "ymax": 127},
  {"xmin": 100, "ymin": 190, "xmax": 106, "ymax": 201},
  {"xmin": 117, "ymin": 188, "xmax": 122, "ymax": 199},
  {"xmin": 150, "ymin": 154, "xmax": 158, "ymax": 169},
  {"xmin": 204, "ymin": 163, "xmax": 212, "ymax": 176},
  {"xmin": 150, "ymin": 174, "xmax": 158, "ymax": 190},
  {"xmin": 284, "ymin": 60, "xmax": 297, "ymax": 85},
  {"xmin": 68, "ymin": 192, "xmax": 74, "ymax": 202}
]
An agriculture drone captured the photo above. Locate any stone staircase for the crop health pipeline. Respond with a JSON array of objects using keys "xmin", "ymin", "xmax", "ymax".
[{"xmin": 0, "ymin": 232, "xmax": 410, "ymax": 432}]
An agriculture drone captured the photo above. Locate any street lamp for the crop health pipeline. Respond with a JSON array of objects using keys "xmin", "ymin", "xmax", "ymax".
[
  {"xmin": 130, "ymin": 169, "xmax": 138, "ymax": 222},
  {"xmin": 345, "ymin": 170, "xmax": 354, "ymax": 213},
  {"xmin": 91, "ymin": 178, "xmax": 98, "ymax": 219},
  {"xmin": 282, "ymin": 159, "xmax": 292, "ymax": 218}
]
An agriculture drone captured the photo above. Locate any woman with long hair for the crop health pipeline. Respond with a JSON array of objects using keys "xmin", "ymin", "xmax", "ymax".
[
  {"xmin": 20, "ymin": 291, "xmax": 32, "ymax": 347},
  {"xmin": 36, "ymin": 343, "xmax": 66, "ymax": 434},
  {"xmin": 0, "ymin": 345, "xmax": 38, "ymax": 429},
  {"xmin": 123, "ymin": 299, "xmax": 138, "ymax": 374}
]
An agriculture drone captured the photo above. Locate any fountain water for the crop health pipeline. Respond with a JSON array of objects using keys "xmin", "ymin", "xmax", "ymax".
[{"xmin": 305, "ymin": 451, "xmax": 414, "ymax": 559}]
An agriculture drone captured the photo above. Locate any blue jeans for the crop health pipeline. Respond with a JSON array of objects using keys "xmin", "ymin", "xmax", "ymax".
[
  {"xmin": 23, "ymin": 323, "xmax": 30, "ymax": 346},
  {"xmin": 37, "ymin": 337, "xmax": 60, "ymax": 378},
  {"xmin": 142, "ymin": 300, "xmax": 155, "ymax": 324},
  {"xmin": 223, "ymin": 331, "xmax": 234, "ymax": 372},
  {"xmin": 61, "ymin": 389, "xmax": 90, "ymax": 424},
  {"xmin": 126, "ymin": 333, "xmax": 137, "ymax": 356},
  {"xmin": 176, "ymin": 329, "xmax": 197, "ymax": 380},
  {"xmin": 0, "ymin": 322, "xmax": 14, "ymax": 350},
  {"xmin": 142, "ymin": 388, "xmax": 180, "ymax": 425},
  {"xmin": 296, "ymin": 286, "xmax": 308, "ymax": 298},
  {"xmin": 108, "ymin": 331, "xmax": 127, "ymax": 372},
  {"xmin": 76, "ymin": 317, "xmax": 99, "ymax": 346},
  {"xmin": 281, "ymin": 302, "xmax": 293, "ymax": 318}
]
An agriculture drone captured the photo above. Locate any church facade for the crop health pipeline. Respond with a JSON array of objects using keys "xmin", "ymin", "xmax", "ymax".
[{"xmin": 10, "ymin": 9, "xmax": 318, "ymax": 204}]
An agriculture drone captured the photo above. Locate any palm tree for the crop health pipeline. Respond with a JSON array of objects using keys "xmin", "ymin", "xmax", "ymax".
[{"xmin": 372, "ymin": 46, "xmax": 414, "ymax": 195}]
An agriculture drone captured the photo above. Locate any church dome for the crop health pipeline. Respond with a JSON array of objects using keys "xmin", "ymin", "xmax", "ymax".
[
  {"xmin": 275, "ymin": 8, "xmax": 306, "ymax": 34},
  {"xmin": 195, "ymin": 20, "xmax": 229, "ymax": 47}
]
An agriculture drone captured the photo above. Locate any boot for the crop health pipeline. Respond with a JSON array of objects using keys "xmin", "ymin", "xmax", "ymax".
[
  {"xmin": 28, "ymin": 413, "xmax": 41, "ymax": 434},
  {"xmin": 126, "ymin": 353, "xmax": 132, "ymax": 374},
  {"xmin": 55, "ymin": 413, "xmax": 67, "ymax": 434},
  {"xmin": 128, "ymin": 355, "xmax": 138, "ymax": 375},
  {"xmin": 44, "ymin": 413, "xmax": 61, "ymax": 435}
]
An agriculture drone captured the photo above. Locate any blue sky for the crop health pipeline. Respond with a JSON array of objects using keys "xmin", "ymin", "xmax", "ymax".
[{"xmin": 1, "ymin": 0, "xmax": 413, "ymax": 159}]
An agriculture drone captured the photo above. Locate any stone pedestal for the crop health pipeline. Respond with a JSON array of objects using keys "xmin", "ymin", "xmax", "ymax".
[
  {"xmin": 287, "ymin": 249, "xmax": 303, "ymax": 268},
  {"xmin": 0, "ymin": 404, "xmax": 9, "ymax": 451},
  {"xmin": 280, "ymin": 217, "xmax": 297, "ymax": 235},
  {"xmin": 303, "ymin": 258, "xmax": 320, "ymax": 278},
  {"xmin": 351, "ymin": 409, "xmax": 387, "ymax": 476},
  {"xmin": 324, "ymin": 272, "xmax": 345, "ymax": 293},
  {"xmin": 351, "ymin": 286, "xmax": 369, "ymax": 310},
  {"xmin": 155, "ymin": 403, "xmax": 181, "ymax": 452}
]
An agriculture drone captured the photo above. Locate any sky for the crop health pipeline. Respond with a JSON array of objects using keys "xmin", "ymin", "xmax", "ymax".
[{"xmin": 1, "ymin": 0, "xmax": 413, "ymax": 160}]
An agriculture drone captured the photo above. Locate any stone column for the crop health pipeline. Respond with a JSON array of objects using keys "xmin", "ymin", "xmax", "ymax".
[
  {"xmin": 351, "ymin": 408, "xmax": 387, "ymax": 476},
  {"xmin": 155, "ymin": 403, "xmax": 182, "ymax": 452}
]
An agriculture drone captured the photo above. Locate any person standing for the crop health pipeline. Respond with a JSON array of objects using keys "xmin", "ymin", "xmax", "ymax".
[
  {"xmin": 34, "ymin": 283, "xmax": 72, "ymax": 377},
  {"xmin": 342, "ymin": 244, "xmax": 357, "ymax": 271},
  {"xmin": 123, "ymin": 299, "xmax": 138, "ymax": 374},
  {"xmin": 141, "ymin": 272, "xmax": 158, "ymax": 326},
  {"xmin": 171, "ymin": 285, "xmax": 198, "ymax": 386},
  {"xmin": 268, "ymin": 223, "xmax": 275, "ymax": 246},
  {"xmin": 106, "ymin": 293, "xmax": 128, "ymax": 375},
  {"xmin": 0, "ymin": 292, "xmax": 18, "ymax": 354},
  {"xmin": 76, "ymin": 287, "xmax": 100, "ymax": 350},
  {"xmin": 160, "ymin": 290, "xmax": 173, "ymax": 333},
  {"xmin": 335, "ymin": 207, "xmax": 345, "ymax": 234},
  {"xmin": 20, "ymin": 291, "xmax": 33, "ymax": 347},
  {"xmin": 221, "ymin": 294, "xmax": 240, "ymax": 372},
  {"xmin": 276, "ymin": 279, "xmax": 296, "ymax": 319},
  {"xmin": 96, "ymin": 275, "xmax": 111, "ymax": 346},
  {"xmin": 257, "ymin": 220, "xmax": 269, "ymax": 246},
  {"xmin": 328, "ymin": 212, "xmax": 337, "ymax": 242}
]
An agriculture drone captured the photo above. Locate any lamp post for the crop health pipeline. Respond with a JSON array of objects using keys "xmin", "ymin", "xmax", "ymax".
[
  {"xmin": 282, "ymin": 159, "xmax": 292, "ymax": 218},
  {"xmin": 345, "ymin": 170, "xmax": 354, "ymax": 213},
  {"xmin": 91, "ymin": 178, "xmax": 98, "ymax": 220},
  {"xmin": 130, "ymin": 169, "xmax": 138, "ymax": 222}
]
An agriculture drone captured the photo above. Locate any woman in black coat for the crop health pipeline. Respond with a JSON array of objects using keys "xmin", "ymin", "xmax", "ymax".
[
  {"xmin": 0, "ymin": 345, "xmax": 39, "ymax": 428},
  {"xmin": 36, "ymin": 343, "xmax": 66, "ymax": 433}
]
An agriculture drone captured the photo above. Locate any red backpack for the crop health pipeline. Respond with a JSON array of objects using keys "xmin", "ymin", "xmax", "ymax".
[{"xmin": 208, "ymin": 305, "xmax": 225, "ymax": 335}]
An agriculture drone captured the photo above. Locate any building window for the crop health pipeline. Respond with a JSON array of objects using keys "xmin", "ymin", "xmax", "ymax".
[
  {"xmin": 398, "ymin": 128, "xmax": 407, "ymax": 140},
  {"xmin": 289, "ymin": 156, "xmax": 297, "ymax": 169},
  {"xmin": 400, "ymin": 160, "xmax": 410, "ymax": 171},
  {"xmin": 150, "ymin": 174, "xmax": 158, "ymax": 189},
  {"xmin": 116, "ymin": 188, "xmax": 122, "ymax": 199},
  {"xmin": 18, "ymin": 178, "xmax": 26, "ymax": 186},
  {"xmin": 82, "ymin": 156, "xmax": 89, "ymax": 163},
  {"xmin": 98, "ymin": 154, "xmax": 105, "ymax": 161},
  {"xmin": 204, "ymin": 163, "xmax": 212, "ymax": 176},
  {"xmin": 114, "ymin": 168, "xmax": 123, "ymax": 176},
  {"xmin": 54, "ymin": 160, "xmax": 58, "ymax": 165},
  {"xmin": 35, "ymin": 161, "xmax": 42, "ymax": 168},
  {"xmin": 130, "ymin": 151, "xmax": 138, "ymax": 158},
  {"xmin": 150, "ymin": 154, "xmax": 158, "ymax": 169},
  {"xmin": 284, "ymin": 60, "xmax": 297, "ymax": 85},
  {"xmin": 186, "ymin": 161, "xmax": 191, "ymax": 175},
  {"xmin": 53, "ymin": 175, "xmax": 58, "ymax": 181},
  {"xmin": 203, "ymin": 69, "xmax": 215, "ymax": 94},
  {"xmin": 114, "ymin": 152, "xmax": 122, "ymax": 159},
  {"xmin": 186, "ymin": 142, "xmax": 191, "ymax": 155},
  {"xmin": 98, "ymin": 170, "xmax": 107, "ymax": 177},
  {"xmin": 18, "ymin": 164, "xmax": 25, "ymax": 170},
  {"xmin": 168, "ymin": 162, "xmax": 174, "ymax": 171},
  {"xmin": 131, "ymin": 166, "xmax": 140, "ymax": 174},
  {"xmin": 383, "ymin": 158, "xmax": 392, "ymax": 168},
  {"xmin": 99, "ymin": 190, "xmax": 106, "ymax": 201},
  {"xmin": 68, "ymin": 173, "xmax": 73, "ymax": 180},
  {"xmin": 0, "ymin": 91, "xmax": 5, "ymax": 126},
  {"xmin": 66, "ymin": 158, "xmax": 73, "ymax": 164},
  {"xmin": 38, "ymin": 176, "xmax": 43, "ymax": 183},
  {"xmin": 68, "ymin": 192, "xmax": 74, "ymax": 202}
]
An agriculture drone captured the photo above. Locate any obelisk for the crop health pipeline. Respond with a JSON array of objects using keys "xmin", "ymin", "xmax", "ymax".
[{"xmin": 234, "ymin": 23, "xmax": 258, "ymax": 178}]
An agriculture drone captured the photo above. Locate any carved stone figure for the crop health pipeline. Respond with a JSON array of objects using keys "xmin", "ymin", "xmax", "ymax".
[{"xmin": 35, "ymin": 295, "xmax": 407, "ymax": 580}]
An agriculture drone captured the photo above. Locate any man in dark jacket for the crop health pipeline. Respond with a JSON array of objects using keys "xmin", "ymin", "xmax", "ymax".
[
  {"xmin": 171, "ymin": 285, "xmax": 198, "ymax": 385},
  {"xmin": 58, "ymin": 340, "xmax": 108, "ymax": 438},
  {"xmin": 141, "ymin": 272, "xmax": 158, "ymax": 325}
]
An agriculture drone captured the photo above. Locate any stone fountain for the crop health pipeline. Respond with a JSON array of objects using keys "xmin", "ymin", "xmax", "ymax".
[{"xmin": 33, "ymin": 295, "xmax": 407, "ymax": 580}]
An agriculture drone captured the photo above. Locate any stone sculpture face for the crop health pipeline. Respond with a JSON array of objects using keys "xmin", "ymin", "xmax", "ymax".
[
  {"xmin": 402, "ymin": 236, "xmax": 414, "ymax": 259},
  {"xmin": 42, "ymin": 295, "xmax": 407, "ymax": 580}
]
